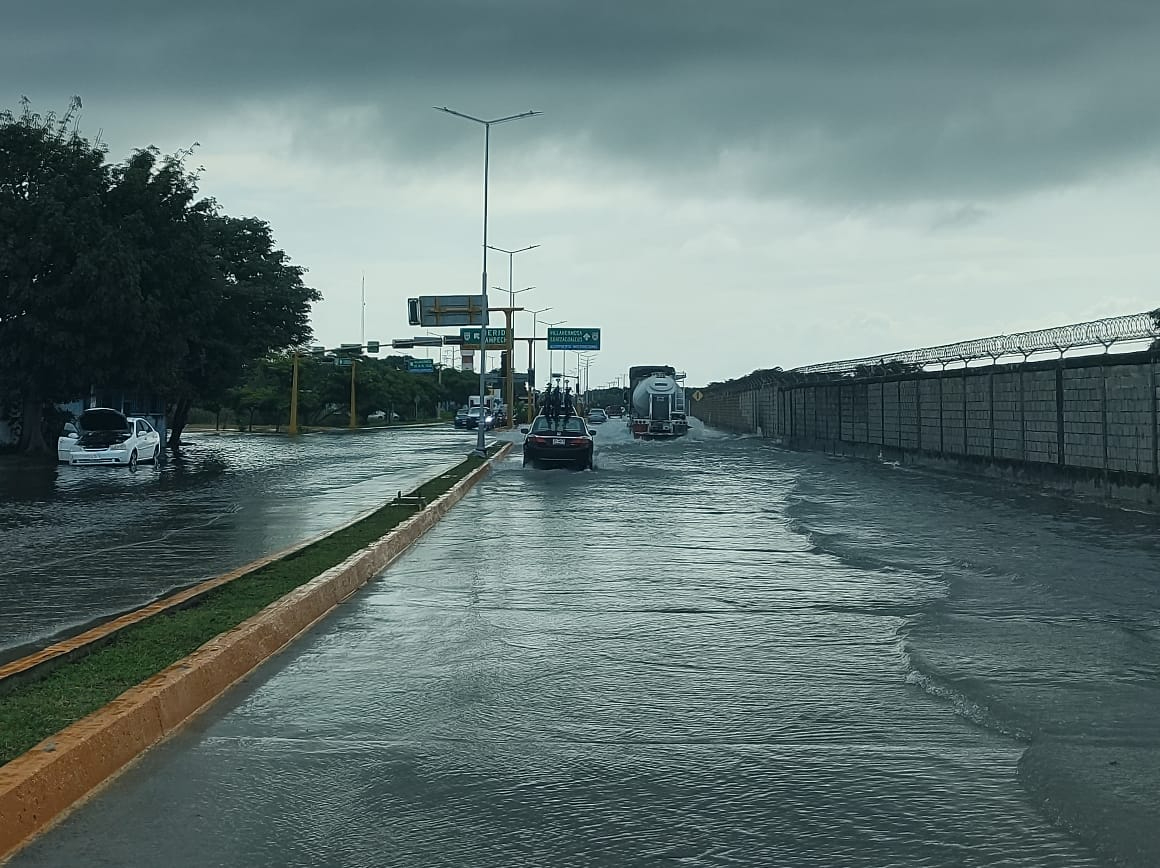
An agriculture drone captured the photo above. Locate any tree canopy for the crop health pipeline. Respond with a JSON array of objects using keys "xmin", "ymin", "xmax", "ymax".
[{"xmin": 0, "ymin": 98, "xmax": 321, "ymax": 452}]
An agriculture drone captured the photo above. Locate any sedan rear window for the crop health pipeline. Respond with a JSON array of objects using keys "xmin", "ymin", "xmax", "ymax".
[{"xmin": 533, "ymin": 416, "xmax": 587, "ymax": 435}]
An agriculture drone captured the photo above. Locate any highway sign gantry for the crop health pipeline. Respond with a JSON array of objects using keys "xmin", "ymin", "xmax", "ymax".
[
  {"xmin": 408, "ymin": 295, "xmax": 487, "ymax": 327},
  {"xmin": 547, "ymin": 327, "xmax": 601, "ymax": 351}
]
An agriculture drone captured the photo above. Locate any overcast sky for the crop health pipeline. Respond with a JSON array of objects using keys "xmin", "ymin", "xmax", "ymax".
[{"xmin": 6, "ymin": 1, "xmax": 1160, "ymax": 386}]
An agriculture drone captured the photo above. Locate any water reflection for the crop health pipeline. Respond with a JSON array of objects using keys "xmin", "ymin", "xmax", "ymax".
[{"xmin": 0, "ymin": 427, "xmax": 471, "ymax": 658}]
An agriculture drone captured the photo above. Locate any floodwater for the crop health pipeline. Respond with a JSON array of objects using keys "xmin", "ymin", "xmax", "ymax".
[
  {"xmin": 0, "ymin": 426, "xmax": 470, "ymax": 659},
  {"xmin": 10, "ymin": 421, "xmax": 1160, "ymax": 866}
]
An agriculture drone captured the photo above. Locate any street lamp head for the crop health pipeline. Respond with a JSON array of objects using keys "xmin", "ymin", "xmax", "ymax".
[
  {"xmin": 435, "ymin": 107, "xmax": 542, "ymax": 126},
  {"xmin": 486, "ymin": 243, "xmax": 540, "ymax": 256}
]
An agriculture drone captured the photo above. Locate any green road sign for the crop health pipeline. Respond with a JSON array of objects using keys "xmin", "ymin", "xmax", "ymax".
[
  {"xmin": 460, "ymin": 327, "xmax": 508, "ymax": 349},
  {"xmin": 547, "ymin": 327, "xmax": 600, "ymax": 351},
  {"xmin": 408, "ymin": 358, "xmax": 435, "ymax": 373},
  {"xmin": 335, "ymin": 357, "xmax": 354, "ymax": 367}
]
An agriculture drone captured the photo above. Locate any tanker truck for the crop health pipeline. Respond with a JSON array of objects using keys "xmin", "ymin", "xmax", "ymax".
[{"xmin": 625, "ymin": 365, "xmax": 689, "ymax": 439}]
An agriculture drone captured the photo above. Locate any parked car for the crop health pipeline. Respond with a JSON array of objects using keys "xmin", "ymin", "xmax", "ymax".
[
  {"xmin": 463, "ymin": 406, "xmax": 496, "ymax": 430},
  {"xmin": 60, "ymin": 408, "xmax": 161, "ymax": 469},
  {"xmin": 521, "ymin": 414, "xmax": 595, "ymax": 470},
  {"xmin": 586, "ymin": 408, "xmax": 609, "ymax": 424},
  {"xmin": 453, "ymin": 407, "xmax": 471, "ymax": 428}
]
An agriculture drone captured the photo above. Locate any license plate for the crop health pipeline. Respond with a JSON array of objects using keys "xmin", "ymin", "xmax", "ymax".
[{"xmin": 552, "ymin": 438, "xmax": 566, "ymax": 445}]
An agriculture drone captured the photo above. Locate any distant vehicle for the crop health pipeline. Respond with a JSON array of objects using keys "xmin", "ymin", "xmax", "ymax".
[
  {"xmin": 453, "ymin": 407, "xmax": 471, "ymax": 428},
  {"xmin": 626, "ymin": 364, "xmax": 689, "ymax": 439},
  {"xmin": 586, "ymin": 408, "xmax": 609, "ymax": 424},
  {"xmin": 60, "ymin": 408, "xmax": 161, "ymax": 469},
  {"xmin": 463, "ymin": 406, "xmax": 496, "ymax": 430},
  {"xmin": 606, "ymin": 406, "xmax": 624, "ymax": 418},
  {"xmin": 521, "ymin": 414, "xmax": 595, "ymax": 470},
  {"xmin": 367, "ymin": 410, "xmax": 401, "ymax": 422}
]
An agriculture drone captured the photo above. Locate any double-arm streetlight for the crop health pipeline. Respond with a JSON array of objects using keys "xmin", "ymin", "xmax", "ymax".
[
  {"xmin": 434, "ymin": 105, "xmax": 541, "ymax": 456},
  {"xmin": 487, "ymin": 244, "xmax": 539, "ymax": 310}
]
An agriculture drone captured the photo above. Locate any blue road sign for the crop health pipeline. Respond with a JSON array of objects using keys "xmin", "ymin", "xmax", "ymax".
[
  {"xmin": 408, "ymin": 358, "xmax": 435, "ymax": 373},
  {"xmin": 547, "ymin": 327, "xmax": 601, "ymax": 351}
]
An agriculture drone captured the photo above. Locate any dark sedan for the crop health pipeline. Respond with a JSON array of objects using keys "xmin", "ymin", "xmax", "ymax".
[
  {"xmin": 463, "ymin": 407, "xmax": 496, "ymax": 430},
  {"xmin": 521, "ymin": 415, "xmax": 595, "ymax": 470}
]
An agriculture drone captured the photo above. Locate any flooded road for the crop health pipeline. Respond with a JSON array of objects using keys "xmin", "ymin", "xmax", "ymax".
[
  {"xmin": 11, "ymin": 422, "xmax": 1160, "ymax": 866},
  {"xmin": 0, "ymin": 426, "xmax": 470, "ymax": 658}
]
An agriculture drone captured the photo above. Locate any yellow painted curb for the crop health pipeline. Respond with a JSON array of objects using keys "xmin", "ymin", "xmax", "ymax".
[{"xmin": 0, "ymin": 444, "xmax": 511, "ymax": 862}]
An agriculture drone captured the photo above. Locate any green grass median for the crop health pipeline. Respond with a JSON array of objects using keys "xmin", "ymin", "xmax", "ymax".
[{"xmin": 0, "ymin": 446, "xmax": 500, "ymax": 768}]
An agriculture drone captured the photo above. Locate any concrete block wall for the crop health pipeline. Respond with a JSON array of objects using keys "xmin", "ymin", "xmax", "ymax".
[
  {"xmin": 1062, "ymin": 368, "xmax": 1105, "ymax": 470},
  {"xmin": 899, "ymin": 380, "xmax": 919, "ymax": 449},
  {"xmin": 851, "ymin": 383, "xmax": 869, "ymax": 442},
  {"xmin": 1022, "ymin": 369, "xmax": 1059, "ymax": 464},
  {"xmin": 882, "ymin": 381, "xmax": 901, "ymax": 447},
  {"xmin": 840, "ymin": 385, "xmax": 854, "ymax": 441},
  {"xmin": 919, "ymin": 378, "xmax": 941, "ymax": 451},
  {"xmin": 1103, "ymin": 367, "xmax": 1153, "ymax": 474},
  {"xmin": 941, "ymin": 376, "xmax": 965, "ymax": 456},
  {"xmin": 868, "ymin": 383, "xmax": 883, "ymax": 445},
  {"xmin": 965, "ymin": 374, "xmax": 991, "ymax": 457},
  {"xmin": 693, "ymin": 355, "xmax": 1159, "ymax": 505},
  {"xmin": 992, "ymin": 372, "xmax": 1022, "ymax": 460}
]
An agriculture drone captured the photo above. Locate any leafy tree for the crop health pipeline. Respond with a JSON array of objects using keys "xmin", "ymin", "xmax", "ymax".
[
  {"xmin": 167, "ymin": 214, "xmax": 319, "ymax": 447},
  {"xmin": 0, "ymin": 98, "xmax": 128, "ymax": 453}
]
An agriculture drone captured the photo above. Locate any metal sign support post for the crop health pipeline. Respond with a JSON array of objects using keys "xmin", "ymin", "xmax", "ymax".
[
  {"xmin": 289, "ymin": 352, "xmax": 300, "ymax": 435},
  {"xmin": 349, "ymin": 358, "xmax": 358, "ymax": 430}
]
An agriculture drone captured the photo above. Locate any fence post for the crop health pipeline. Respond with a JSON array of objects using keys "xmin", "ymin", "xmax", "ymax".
[
  {"xmin": 1100, "ymin": 363, "xmax": 1108, "ymax": 479},
  {"xmin": 1019, "ymin": 365, "xmax": 1026, "ymax": 462},
  {"xmin": 988, "ymin": 369, "xmax": 995, "ymax": 458},
  {"xmin": 1055, "ymin": 363, "xmax": 1066, "ymax": 466},
  {"xmin": 915, "ymin": 374, "xmax": 922, "ymax": 451},
  {"xmin": 962, "ymin": 365, "xmax": 969, "ymax": 455},
  {"xmin": 939, "ymin": 373, "xmax": 945, "ymax": 454},
  {"xmin": 1151, "ymin": 360, "xmax": 1158, "ymax": 484}
]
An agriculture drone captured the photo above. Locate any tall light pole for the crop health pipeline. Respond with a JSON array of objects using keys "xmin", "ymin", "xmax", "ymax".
[
  {"xmin": 543, "ymin": 319, "xmax": 566, "ymax": 383},
  {"xmin": 434, "ymin": 105, "xmax": 541, "ymax": 456},
  {"xmin": 528, "ymin": 307, "xmax": 552, "ymax": 387}
]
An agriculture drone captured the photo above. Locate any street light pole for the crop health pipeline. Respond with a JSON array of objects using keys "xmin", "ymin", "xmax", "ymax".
[
  {"xmin": 435, "ymin": 105, "xmax": 541, "ymax": 456},
  {"xmin": 526, "ymin": 307, "xmax": 552, "ymax": 423},
  {"xmin": 543, "ymin": 319, "xmax": 566, "ymax": 384}
]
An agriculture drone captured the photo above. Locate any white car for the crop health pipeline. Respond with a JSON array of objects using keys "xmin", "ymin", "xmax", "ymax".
[{"xmin": 59, "ymin": 408, "xmax": 162, "ymax": 469}]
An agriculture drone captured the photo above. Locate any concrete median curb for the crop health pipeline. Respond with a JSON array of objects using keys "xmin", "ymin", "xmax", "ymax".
[{"xmin": 0, "ymin": 443, "xmax": 511, "ymax": 863}]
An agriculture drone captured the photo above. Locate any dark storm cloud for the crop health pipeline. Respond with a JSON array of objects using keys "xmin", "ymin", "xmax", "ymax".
[{"xmin": 5, "ymin": 0, "xmax": 1160, "ymax": 203}]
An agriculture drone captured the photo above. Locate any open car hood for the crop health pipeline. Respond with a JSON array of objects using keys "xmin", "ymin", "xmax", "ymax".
[{"xmin": 78, "ymin": 408, "xmax": 130, "ymax": 432}]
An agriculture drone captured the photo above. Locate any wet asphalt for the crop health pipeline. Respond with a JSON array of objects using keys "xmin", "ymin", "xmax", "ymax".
[{"xmin": 7, "ymin": 421, "xmax": 1160, "ymax": 866}]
